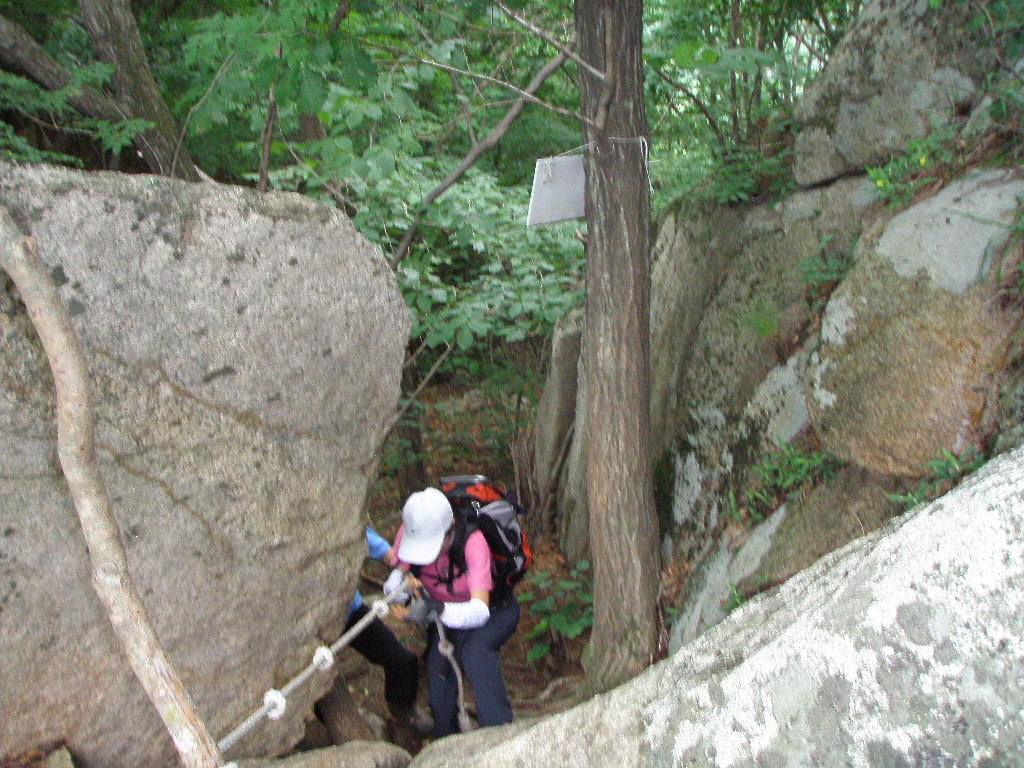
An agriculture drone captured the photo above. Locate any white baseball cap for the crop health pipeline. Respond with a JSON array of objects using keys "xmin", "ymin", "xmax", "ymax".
[{"xmin": 397, "ymin": 488, "xmax": 453, "ymax": 565}]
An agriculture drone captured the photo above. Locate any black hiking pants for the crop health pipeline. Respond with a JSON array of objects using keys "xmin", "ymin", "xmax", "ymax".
[
  {"xmin": 346, "ymin": 603, "xmax": 419, "ymax": 713},
  {"xmin": 425, "ymin": 596, "xmax": 520, "ymax": 737}
]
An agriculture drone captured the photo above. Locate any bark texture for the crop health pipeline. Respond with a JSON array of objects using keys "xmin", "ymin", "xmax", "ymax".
[
  {"xmin": 0, "ymin": 208, "xmax": 221, "ymax": 768},
  {"xmin": 78, "ymin": 0, "xmax": 201, "ymax": 180},
  {"xmin": 575, "ymin": 0, "xmax": 660, "ymax": 691}
]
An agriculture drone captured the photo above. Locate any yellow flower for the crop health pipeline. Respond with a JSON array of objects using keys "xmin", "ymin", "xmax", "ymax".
[
  {"xmin": 919, "ymin": 155, "xmax": 928, "ymax": 166},
  {"xmin": 876, "ymin": 178, "xmax": 887, "ymax": 188}
]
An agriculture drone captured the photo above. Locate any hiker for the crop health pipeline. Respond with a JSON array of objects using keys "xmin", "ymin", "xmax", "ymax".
[
  {"xmin": 384, "ymin": 487, "xmax": 521, "ymax": 737},
  {"xmin": 346, "ymin": 525, "xmax": 430, "ymax": 742}
]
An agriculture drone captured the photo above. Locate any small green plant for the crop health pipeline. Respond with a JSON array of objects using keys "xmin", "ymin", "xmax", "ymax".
[
  {"xmin": 887, "ymin": 449, "xmax": 987, "ymax": 512},
  {"xmin": 866, "ymin": 123, "xmax": 960, "ymax": 208},
  {"xmin": 518, "ymin": 560, "xmax": 594, "ymax": 664},
  {"xmin": 742, "ymin": 296, "xmax": 780, "ymax": 338},
  {"xmin": 800, "ymin": 234, "xmax": 855, "ymax": 311},
  {"xmin": 723, "ymin": 583, "xmax": 746, "ymax": 612},
  {"xmin": 0, "ymin": 67, "xmax": 152, "ymax": 166},
  {"xmin": 726, "ymin": 443, "xmax": 844, "ymax": 526}
]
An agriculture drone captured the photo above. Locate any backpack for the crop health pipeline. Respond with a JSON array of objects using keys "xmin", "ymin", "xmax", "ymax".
[{"xmin": 438, "ymin": 474, "xmax": 532, "ymax": 603}]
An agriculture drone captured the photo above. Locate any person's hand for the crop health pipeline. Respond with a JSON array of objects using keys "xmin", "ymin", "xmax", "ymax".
[
  {"xmin": 383, "ymin": 568, "xmax": 410, "ymax": 604},
  {"xmin": 406, "ymin": 596, "xmax": 444, "ymax": 629}
]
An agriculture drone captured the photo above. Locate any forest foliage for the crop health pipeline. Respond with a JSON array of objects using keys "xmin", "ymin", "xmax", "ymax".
[{"xmin": 2, "ymin": 0, "xmax": 1020, "ymax": 466}]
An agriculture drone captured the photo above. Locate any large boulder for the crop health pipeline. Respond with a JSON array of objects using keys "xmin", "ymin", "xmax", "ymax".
[
  {"xmin": 410, "ymin": 447, "xmax": 1024, "ymax": 767},
  {"xmin": 667, "ymin": 166, "xmax": 1023, "ymax": 638},
  {"xmin": 237, "ymin": 741, "xmax": 411, "ymax": 768},
  {"xmin": 0, "ymin": 163, "xmax": 410, "ymax": 768},
  {"xmin": 807, "ymin": 168, "xmax": 1024, "ymax": 476},
  {"xmin": 655, "ymin": 177, "xmax": 875, "ymax": 556},
  {"xmin": 793, "ymin": 0, "xmax": 994, "ymax": 187},
  {"xmin": 531, "ymin": 308, "xmax": 582, "ymax": 533}
]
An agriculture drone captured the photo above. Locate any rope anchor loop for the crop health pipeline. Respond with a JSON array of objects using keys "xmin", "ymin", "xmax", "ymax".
[
  {"xmin": 264, "ymin": 689, "xmax": 287, "ymax": 720},
  {"xmin": 312, "ymin": 646, "xmax": 335, "ymax": 672}
]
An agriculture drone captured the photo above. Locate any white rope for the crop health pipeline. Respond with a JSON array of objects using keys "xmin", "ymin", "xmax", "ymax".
[
  {"xmin": 610, "ymin": 136, "xmax": 654, "ymax": 194},
  {"xmin": 555, "ymin": 137, "xmax": 653, "ymax": 193},
  {"xmin": 217, "ymin": 591, "xmax": 397, "ymax": 755},
  {"xmin": 312, "ymin": 646, "xmax": 334, "ymax": 671},
  {"xmin": 434, "ymin": 616, "xmax": 474, "ymax": 733}
]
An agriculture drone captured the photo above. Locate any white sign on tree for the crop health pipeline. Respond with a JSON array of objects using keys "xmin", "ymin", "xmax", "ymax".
[{"xmin": 526, "ymin": 154, "xmax": 586, "ymax": 226}]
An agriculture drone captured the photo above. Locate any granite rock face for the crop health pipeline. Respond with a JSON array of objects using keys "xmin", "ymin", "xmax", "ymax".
[
  {"xmin": 0, "ymin": 163, "xmax": 409, "ymax": 768},
  {"xmin": 793, "ymin": 0, "xmax": 993, "ymax": 187},
  {"xmin": 807, "ymin": 169, "xmax": 1024, "ymax": 476}
]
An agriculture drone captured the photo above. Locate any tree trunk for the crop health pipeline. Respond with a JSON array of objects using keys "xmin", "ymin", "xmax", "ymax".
[
  {"xmin": 0, "ymin": 12, "xmax": 125, "ymax": 122},
  {"xmin": 575, "ymin": 0, "xmax": 660, "ymax": 692},
  {"xmin": 79, "ymin": 0, "xmax": 201, "ymax": 181},
  {"xmin": 0, "ymin": 209, "xmax": 221, "ymax": 768}
]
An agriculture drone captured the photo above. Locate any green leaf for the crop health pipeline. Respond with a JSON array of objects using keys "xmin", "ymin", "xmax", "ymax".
[
  {"xmin": 526, "ymin": 644, "xmax": 551, "ymax": 663},
  {"xmin": 672, "ymin": 41, "xmax": 700, "ymax": 66},
  {"xmin": 297, "ymin": 70, "xmax": 329, "ymax": 114},
  {"xmin": 389, "ymin": 87, "xmax": 416, "ymax": 117},
  {"xmin": 371, "ymin": 148, "xmax": 396, "ymax": 177},
  {"xmin": 562, "ymin": 619, "xmax": 589, "ymax": 639},
  {"xmin": 334, "ymin": 37, "xmax": 379, "ymax": 88},
  {"xmin": 530, "ymin": 596, "xmax": 555, "ymax": 614}
]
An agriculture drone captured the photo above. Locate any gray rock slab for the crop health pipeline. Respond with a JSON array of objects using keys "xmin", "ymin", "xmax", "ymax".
[
  {"xmin": 794, "ymin": 0, "xmax": 991, "ymax": 186},
  {"xmin": 409, "ymin": 447, "xmax": 1024, "ymax": 767},
  {"xmin": 875, "ymin": 168, "xmax": 1024, "ymax": 294},
  {"xmin": 0, "ymin": 163, "xmax": 409, "ymax": 768},
  {"xmin": 237, "ymin": 741, "xmax": 411, "ymax": 768}
]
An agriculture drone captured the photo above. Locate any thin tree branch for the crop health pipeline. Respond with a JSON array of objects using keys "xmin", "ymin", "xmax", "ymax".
[
  {"xmin": 395, "ymin": 3, "xmax": 479, "ymax": 142},
  {"xmin": 258, "ymin": 86, "xmax": 277, "ymax": 193},
  {"xmin": 0, "ymin": 208, "xmax": 222, "ymax": 768},
  {"xmin": 791, "ymin": 25, "xmax": 828, "ymax": 65},
  {"xmin": 493, "ymin": 0, "xmax": 605, "ymax": 82},
  {"xmin": 388, "ymin": 52, "xmax": 571, "ymax": 269},
  {"xmin": 403, "ymin": 336, "xmax": 430, "ymax": 370},
  {"xmin": 416, "ymin": 56, "xmax": 589, "ymax": 126},
  {"xmin": 173, "ymin": 51, "xmax": 237, "ymax": 179},
  {"xmin": 380, "ymin": 344, "xmax": 453, "ymax": 439},
  {"xmin": 654, "ymin": 67, "xmax": 728, "ymax": 153},
  {"xmin": 277, "ymin": 127, "xmax": 358, "ymax": 216},
  {"xmin": 426, "ymin": 98, "xmax": 519, "ymax": 152}
]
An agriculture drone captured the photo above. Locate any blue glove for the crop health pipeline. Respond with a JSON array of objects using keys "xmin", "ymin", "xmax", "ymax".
[{"xmin": 406, "ymin": 596, "xmax": 444, "ymax": 628}]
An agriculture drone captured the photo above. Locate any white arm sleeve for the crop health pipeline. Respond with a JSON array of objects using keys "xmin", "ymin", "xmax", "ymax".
[{"xmin": 440, "ymin": 598, "xmax": 490, "ymax": 629}]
